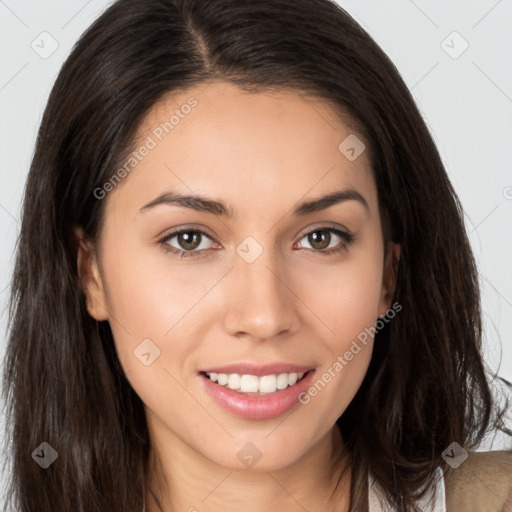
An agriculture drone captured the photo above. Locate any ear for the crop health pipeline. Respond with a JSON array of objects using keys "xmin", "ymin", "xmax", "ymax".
[
  {"xmin": 73, "ymin": 226, "xmax": 109, "ymax": 321},
  {"xmin": 378, "ymin": 241, "xmax": 401, "ymax": 316}
]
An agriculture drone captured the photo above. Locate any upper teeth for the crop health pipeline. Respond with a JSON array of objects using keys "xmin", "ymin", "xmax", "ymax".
[{"xmin": 206, "ymin": 372, "xmax": 305, "ymax": 394}]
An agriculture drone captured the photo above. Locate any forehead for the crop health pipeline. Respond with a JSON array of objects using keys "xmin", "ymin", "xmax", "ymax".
[{"xmin": 106, "ymin": 80, "xmax": 376, "ymax": 219}]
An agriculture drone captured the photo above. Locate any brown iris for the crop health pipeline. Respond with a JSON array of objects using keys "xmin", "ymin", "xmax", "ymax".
[
  {"xmin": 307, "ymin": 229, "xmax": 331, "ymax": 250},
  {"xmin": 177, "ymin": 231, "xmax": 202, "ymax": 251}
]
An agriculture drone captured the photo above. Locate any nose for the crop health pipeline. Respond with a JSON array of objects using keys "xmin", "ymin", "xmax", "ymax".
[{"xmin": 222, "ymin": 242, "xmax": 301, "ymax": 342}]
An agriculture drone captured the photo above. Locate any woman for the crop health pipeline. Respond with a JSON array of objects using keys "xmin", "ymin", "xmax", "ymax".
[{"xmin": 2, "ymin": 0, "xmax": 511, "ymax": 511}]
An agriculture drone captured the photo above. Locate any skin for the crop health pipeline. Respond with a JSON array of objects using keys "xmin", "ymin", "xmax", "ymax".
[{"xmin": 75, "ymin": 80, "xmax": 401, "ymax": 512}]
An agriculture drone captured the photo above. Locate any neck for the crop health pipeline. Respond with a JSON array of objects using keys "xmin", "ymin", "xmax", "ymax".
[{"xmin": 144, "ymin": 424, "xmax": 351, "ymax": 512}]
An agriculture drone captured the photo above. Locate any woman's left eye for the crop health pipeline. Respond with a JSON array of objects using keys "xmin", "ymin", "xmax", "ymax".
[
  {"xmin": 295, "ymin": 227, "xmax": 354, "ymax": 255},
  {"xmin": 158, "ymin": 226, "xmax": 354, "ymax": 258}
]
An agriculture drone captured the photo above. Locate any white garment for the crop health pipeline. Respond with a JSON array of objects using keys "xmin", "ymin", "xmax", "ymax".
[{"xmin": 368, "ymin": 466, "xmax": 446, "ymax": 512}]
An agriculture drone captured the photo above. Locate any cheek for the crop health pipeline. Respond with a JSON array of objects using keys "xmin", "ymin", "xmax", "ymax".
[
  {"xmin": 99, "ymin": 249, "xmax": 213, "ymax": 421},
  {"xmin": 297, "ymin": 267, "xmax": 379, "ymax": 424},
  {"xmin": 295, "ymin": 247, "xmax": 384, "ymax": 345},
  {"xmin": 98, "ymin": 234, "xmax": 216, "ymax": 374},
  {"xmin": 291, "ymin": 248, "xmax": 382, "ymax": 418}
]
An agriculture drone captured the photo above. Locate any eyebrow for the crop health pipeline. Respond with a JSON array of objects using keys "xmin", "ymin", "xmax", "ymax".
[{"xmin": 138, "ymin": 188, "xmax": 370, "ymax": 217}]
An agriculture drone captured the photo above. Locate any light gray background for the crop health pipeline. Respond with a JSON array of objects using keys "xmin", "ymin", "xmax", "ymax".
[{"xmin": 1, "ymin": 0, "xmax": 511, "ymax": 500}]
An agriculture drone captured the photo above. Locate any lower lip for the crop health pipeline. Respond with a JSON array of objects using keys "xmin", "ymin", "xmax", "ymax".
[{"xmin": 200, "ymin": 370, "xmax": 316, "ymax": 420}]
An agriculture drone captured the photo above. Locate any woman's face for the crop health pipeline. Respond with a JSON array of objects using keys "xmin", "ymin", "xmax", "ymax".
[{"xmin": 78, "ymin": 80, "xmax": 399, "ymax": 471}]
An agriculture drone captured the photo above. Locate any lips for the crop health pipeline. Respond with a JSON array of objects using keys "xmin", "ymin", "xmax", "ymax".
[{"xmin": 198, "ymin": 363, "xmax": 316, "ymax": 420}]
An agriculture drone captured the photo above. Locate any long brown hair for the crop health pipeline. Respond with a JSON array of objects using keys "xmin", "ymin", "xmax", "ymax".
[{"xmin": 2, "ymin": 0, "xmax": 510, "ymax": 511}]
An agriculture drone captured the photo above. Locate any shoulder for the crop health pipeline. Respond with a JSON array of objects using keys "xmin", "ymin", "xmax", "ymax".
[{"xmin": 444, "ymin": 450, "xmax": 512, "ymax": 512}]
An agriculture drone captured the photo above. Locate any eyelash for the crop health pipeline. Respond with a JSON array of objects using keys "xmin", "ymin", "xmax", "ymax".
[{"xmin": 157, "ymin": 225, "xmax": 355, "ymax": 259}]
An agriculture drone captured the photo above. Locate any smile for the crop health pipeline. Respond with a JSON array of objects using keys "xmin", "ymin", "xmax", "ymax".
[
  {"xmin": 199, "ymin": 367, "xmax": 316, "ymax": 420},
  {"xmin": 204, "ymin": 371, "xmax": 307, "ymax": 395}
]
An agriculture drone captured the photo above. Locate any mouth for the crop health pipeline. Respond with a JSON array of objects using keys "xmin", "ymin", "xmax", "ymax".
[
  {"xmin": 200, "ymin": 370, "xmax": 310, "ymax": 395},
  {"xmin": 198, "ymin": 366, "xmax": 316, "ymax": 420}
]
